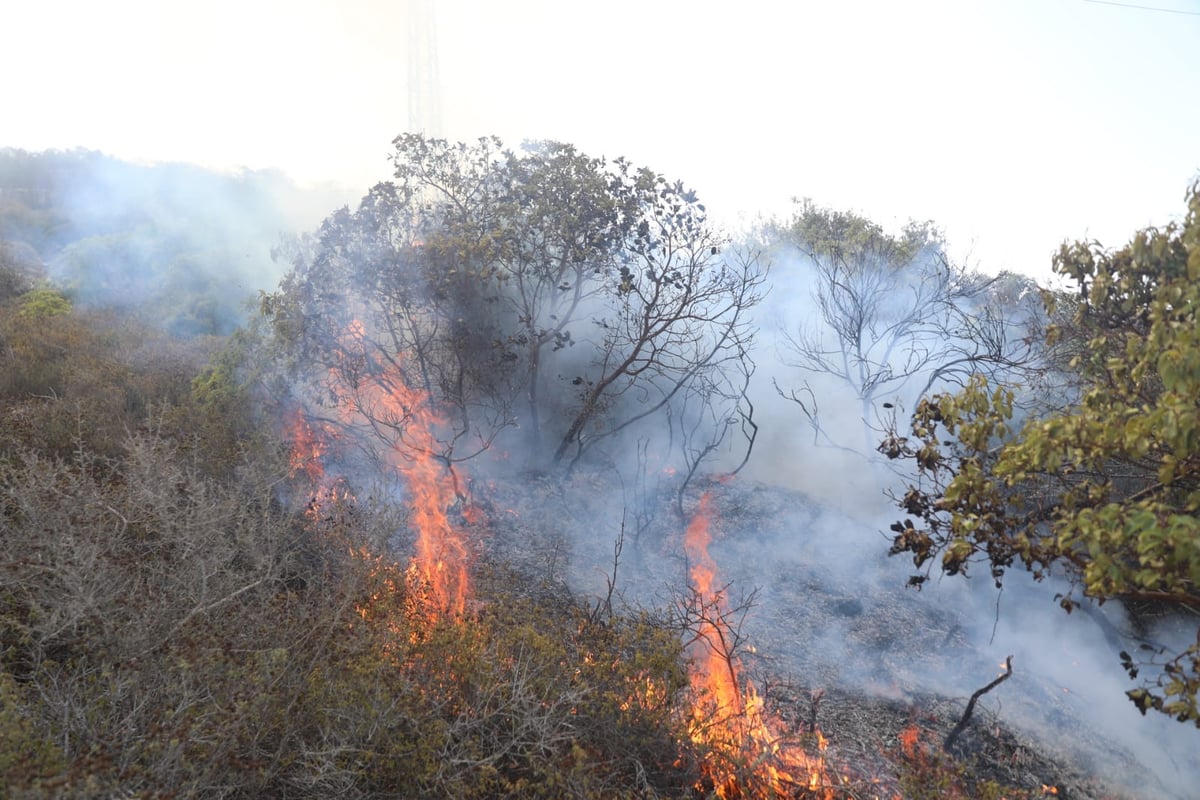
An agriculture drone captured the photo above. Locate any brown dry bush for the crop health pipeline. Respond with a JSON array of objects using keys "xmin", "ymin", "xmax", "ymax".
[
  {"xmin": 0, "ymin": 301, "xmax": 214, "ymax": 461},
  {"xmin": 0, "ymin": 293, "xmax": 703, "ymax": 797},
  {"xmin": 0, "ymin": 420, "xmax": 701, "ymax": 798}
]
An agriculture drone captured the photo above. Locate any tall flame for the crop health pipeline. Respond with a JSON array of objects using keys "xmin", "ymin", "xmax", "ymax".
[
  {"xmin": 684, "ymin": 489, "xmax": 833, "ymax": 799},
  {"xmin": 685, "ymin": 492, "xmax": 745, "ymax": 723},
  {"xmin": 335, "ymin": 321, "xmax": 472, "ymax": 618},
  {"xmin": 287, "ymin": 319, "xmax": 475, "ymax": 620}
]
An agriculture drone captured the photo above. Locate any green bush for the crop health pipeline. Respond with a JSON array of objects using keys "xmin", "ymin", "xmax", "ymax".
[{"xmin": 16, "ymin": 287, "xmax": 70, "ymax": 318}]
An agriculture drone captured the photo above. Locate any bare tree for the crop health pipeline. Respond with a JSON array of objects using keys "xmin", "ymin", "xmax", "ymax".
[
  {"xmin": 770, "ymin": 203, "xmax": 1043, "ymax": 453},
  {"xmin": 551, "ymin": 235, "xmax": 765, "ymax": 468}
]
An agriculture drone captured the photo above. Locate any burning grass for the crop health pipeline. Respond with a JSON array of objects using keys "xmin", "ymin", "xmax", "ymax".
[
  {"xmin": 681, "ymin": 491, "xmax": 841, "ymax": 798},
  {"xmin": 279, "ymin": 368, "xmax": 1144, "ymax": 799}
]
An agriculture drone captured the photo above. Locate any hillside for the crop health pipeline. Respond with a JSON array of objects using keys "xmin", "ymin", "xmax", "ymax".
[{"xmin": 1, "ymin": 146, "xmax": 1196, "ymax": 798}]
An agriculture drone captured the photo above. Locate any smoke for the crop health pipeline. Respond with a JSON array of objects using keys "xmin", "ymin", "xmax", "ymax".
[
  {"xmin": 516, "ymin": 238, "xmax": 1199, "ymax": 798},
  {"xmin": 269, "ymin": 163, "xmax": 1197, "ymax": 798},
  {"xmin": 0, "ymin": 149, "xmax": 351, "ymax": 336},
  {"xmin": 661, "ymin": 242, "xmax": 1200, "ymax": 798}
]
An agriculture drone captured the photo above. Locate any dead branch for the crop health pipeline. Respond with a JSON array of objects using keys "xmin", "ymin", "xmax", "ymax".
[
  {"xmin": 944, "ymin": 655, "xmax": 1013, "ymax": 753},
  {"xmin": 590, "ymin": 516, "xmax": 624, "ymax": 623}
]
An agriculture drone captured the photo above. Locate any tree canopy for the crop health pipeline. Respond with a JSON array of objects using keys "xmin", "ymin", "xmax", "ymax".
[
  {"xmin": 884, "ymin": 181, "xmax": 1200, "ymax": 725},
  {"xmin": 266, "ymin": 135, "xmax": 764, "ymax": 474}
]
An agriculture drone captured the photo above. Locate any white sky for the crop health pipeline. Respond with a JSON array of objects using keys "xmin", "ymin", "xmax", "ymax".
[{"xmin": 5, "ymin": 0, "xmax": 1198, "ymax": 279}]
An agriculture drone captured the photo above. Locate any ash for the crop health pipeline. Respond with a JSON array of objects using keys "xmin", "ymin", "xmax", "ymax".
[{"xmin": 477, "ymin": 467, "xmax": 1198, "ymax": 800}]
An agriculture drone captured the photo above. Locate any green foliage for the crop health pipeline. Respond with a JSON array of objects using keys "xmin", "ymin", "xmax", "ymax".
[
  {"xmin": 885, "ymin": 182, "xmax": 1200, "ymax": 724},
  {"xmin": 16, "ymin": 287, "xmax": 71, "ymax": 318},
  {"xmin": 772, "ymin": 198, "xmax": 943, "ymax": 267}
]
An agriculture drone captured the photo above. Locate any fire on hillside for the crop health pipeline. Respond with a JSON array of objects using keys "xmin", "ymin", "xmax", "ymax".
[{"xmin": 280, "ymin": 322, "xmax": 1157, "ymax": 799}]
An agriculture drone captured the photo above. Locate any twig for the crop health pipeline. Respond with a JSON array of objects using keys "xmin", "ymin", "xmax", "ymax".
[
  {"xmin": 944, "ymin": 655, "xmax": 1013, "ymax": 753},
  {"xmin": 807, "ymin": 689, "xmax": 825, "ymax": 735},
  {"xmin": 590, "ymin": 515, "xmax": 624, "ymax": 623}
]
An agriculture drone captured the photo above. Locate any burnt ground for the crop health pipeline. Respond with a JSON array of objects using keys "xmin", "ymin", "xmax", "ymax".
[{"xmin": 468, "ymin": 467, "xmax": 1196, "ymax": 800}]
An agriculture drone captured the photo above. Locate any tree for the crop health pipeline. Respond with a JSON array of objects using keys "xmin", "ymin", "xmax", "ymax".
[
  {"xmin": 266, "ymin": 135, "xmax": 765, "ymax": 474},
  {"xmin": 770, "ymin": 201, "xmax": 1043, "ymax": 453},
  {"xmin": 882, "ymin": 181, "xmax": 1200, "ymax": 724}
]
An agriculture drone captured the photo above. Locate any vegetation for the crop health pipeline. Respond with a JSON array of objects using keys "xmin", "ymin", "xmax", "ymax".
[
  {"xmin": 0, "ymin": 302, "xmax": 701, "ymax": 798},
  {"xmin": 2, "ymin": 142, "xmax": 1195, "ymax": 797},
  {"xmin": 768, "ymin": 200, "xmax": 1045, "ymax": 454},
  {"xmin": 884, "ymin": 181, "xmax": 1200, "ymax": 724},
  {"xmin": 265, "ymin": 135, "xmax": 765, "ymax": 476}
]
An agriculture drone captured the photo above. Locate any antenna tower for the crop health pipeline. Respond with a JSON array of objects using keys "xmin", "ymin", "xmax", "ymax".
[{"xmin": 407, "ymin": 0, "xmax": 443, "ymax": 137}]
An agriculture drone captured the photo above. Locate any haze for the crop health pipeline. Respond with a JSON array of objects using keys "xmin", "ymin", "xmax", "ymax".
[{"xmin": 5, "ymin": 0, "xmax": 1198, "ymax": 275}]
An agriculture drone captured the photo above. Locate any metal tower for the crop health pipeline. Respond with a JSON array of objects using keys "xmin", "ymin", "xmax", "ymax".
[{"xmin": 407, "ymin": 0, "xmax": 443, "ymax": 137}]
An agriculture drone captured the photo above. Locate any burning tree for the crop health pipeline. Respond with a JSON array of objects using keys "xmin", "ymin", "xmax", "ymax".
[
  {"xmin": 264, "ymin": 135, "xmax": 764, "ymax": 476},
  {"xmin": 281, "ymin": 318, "xmax": 479, "ymax": 620}
]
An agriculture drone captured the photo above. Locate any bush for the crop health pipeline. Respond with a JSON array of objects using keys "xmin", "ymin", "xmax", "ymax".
[
  {"xmin": 16, "ymin": 287, "xmax": 70, "ymax": 318},
  {"xmin": 0, "ymin": 305, "xmax": 214, "ymax": 460},
  {"xmin": 0, "ymin": 429, "xmax": 698, "ymax": 798}
]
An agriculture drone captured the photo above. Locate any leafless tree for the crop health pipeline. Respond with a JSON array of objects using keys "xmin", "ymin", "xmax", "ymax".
[{"xmin": 772, "ymin": 205, "xmax": 1044, "ymax": 453}]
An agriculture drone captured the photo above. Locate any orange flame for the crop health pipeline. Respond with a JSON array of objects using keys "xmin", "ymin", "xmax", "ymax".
[
  {"xmin": 285, "ymin": 408, "xmax": 328, "ymax": 486},
  {"xmin": 285, "ymin": 320, "xmax": 477, "ymax": 621},
  {"xmin": 284, "ymin": 408, "xmax": 358, "ymax": 525},
  {"xmin": 684, "ymin": 490, "xmax": 833, "ymax": 799},
  {"xmin": 898, "ymin": 725, "xmax": 921, "ymax": 759},
  {"xmin": 328, "ymin": 320, "xmax": 474, "ymax": 619}
]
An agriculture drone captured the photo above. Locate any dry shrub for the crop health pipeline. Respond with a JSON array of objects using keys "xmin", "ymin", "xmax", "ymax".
[{"xmin": 0, "ymin": 428, "xmax": 699, "ymax": 798}]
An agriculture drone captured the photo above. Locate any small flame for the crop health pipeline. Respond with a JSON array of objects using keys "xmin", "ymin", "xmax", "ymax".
[
  {"xmin": 285, "ymin": 408, "xmax": 331, "ymax": 486},
  {"xmin": 898, "ymin": 725, "xmax": 921, "ymax": 758}
]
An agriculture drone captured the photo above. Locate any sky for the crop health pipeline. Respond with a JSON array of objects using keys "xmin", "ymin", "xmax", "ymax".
[{"xmin": 5, "ymin": 0, "xmax": 1198, "ymax": 280}]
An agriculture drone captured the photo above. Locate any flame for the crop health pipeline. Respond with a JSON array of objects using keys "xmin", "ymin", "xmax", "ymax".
[
  {"xmin": 898, "ymin": 726, "xmax": 921, "ymax": 759},
  {"xmin": 683, "ymin": 490, "xmax": 833, "ymax": 798},
  {"xmin": 284, "ymin": 408, "xmax": 358, "ymax": 525},
  {"xmin": 286, "ymin": 320, "xmax": 477, "ymax": 621},
  {"xmin": 285, "ymin": 408, "xmax": 328, "ymax": 485},
  {"xmin": 333, "ymin": 321, "xmax": 473, "ymax": 619}
]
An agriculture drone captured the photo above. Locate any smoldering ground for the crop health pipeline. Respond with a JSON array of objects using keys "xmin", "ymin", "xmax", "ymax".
[{"xmin": 512, "ymin": 244, "xmax": 1200, "ymax": 799}]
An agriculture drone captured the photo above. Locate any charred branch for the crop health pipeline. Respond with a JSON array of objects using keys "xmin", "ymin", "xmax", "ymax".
[{"xmin": 944, "ymin": 655, "xmax": 1013, "ymax": 754}]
